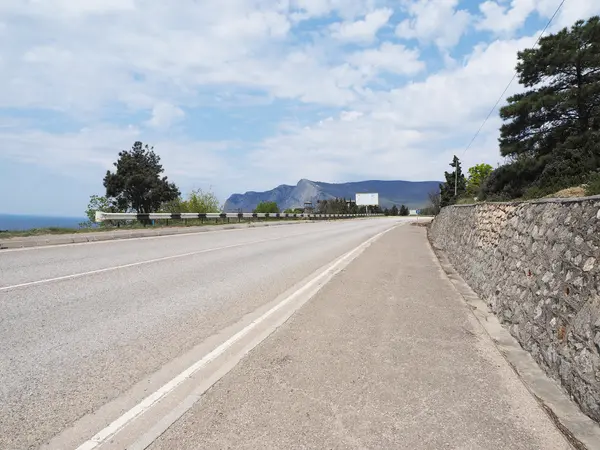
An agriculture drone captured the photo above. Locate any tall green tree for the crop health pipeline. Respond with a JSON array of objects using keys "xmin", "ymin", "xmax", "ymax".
[
  {"xmin": 439, "ymin": 155, "xmax": 466, "ymax": 207},
  {"xmin": 316, "ymin": 199, "xmax": 328, "ymax": 214},
  {"xmin": 500, "ymin": 17, "xmax": 600, "ymax": 158},
  {"xmin": 254, "ymin": 201, "xmax": 280, "ymax": 213},
  {"xmin": 399, "ymin": 205, "xmax": 410, "ymax": 216},
  {"xmin": 466, "ymin": 163, "xmax": 493, "ymax": 196},
  {"xmin": 390, "ymin": 205, "xmax": 399, "ymax": 216},
  {"xmin": 104, "ymin": 142, "xmax": 180, "ymax": 214},
  {"xmin": 491, "ymin": 16, "xmax": 600, "ymax": 196}
]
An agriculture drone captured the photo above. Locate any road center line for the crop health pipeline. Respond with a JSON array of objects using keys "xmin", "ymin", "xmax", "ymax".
[
  {"xmin": 74, "ymin": 223, "xmax": 399, "ymax": 450},
  {"xmin": 0, "ymin": 232, "xmax": 311, "ymax": 292}
]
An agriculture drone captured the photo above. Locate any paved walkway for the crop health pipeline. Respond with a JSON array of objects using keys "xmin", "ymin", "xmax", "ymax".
[{"xmin": 151, "ymin": 224, "xmax": 571, "ymax": 449}]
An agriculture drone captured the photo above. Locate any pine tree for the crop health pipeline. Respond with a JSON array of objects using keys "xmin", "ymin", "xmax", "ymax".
[
  {"xmin": 104, "ymin": 141, "xmax": 180, "ymax": 214},
  {"xmin": 487, "ymin": 16, "xmax": 600, "ymax": 196},
  {"xmin": 440, "ymin": 155, "xmax": 466, "ymax": 207}
]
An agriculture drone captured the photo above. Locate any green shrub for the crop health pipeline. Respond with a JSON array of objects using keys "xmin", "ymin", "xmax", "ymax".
[
  {"xmin": 254, "ymin": 201, "xmax": 280, "ymax": 213},
  {"xmin": 522, "ymin": 186, "xmax": 551, "ymax": 200},
  {"xmin": 586, "ymin": 173, "xmax": 600, "ymax": 196},
  {"xmin": 479, "ymin": 157, "xmax": 543, "ymax": 200}
]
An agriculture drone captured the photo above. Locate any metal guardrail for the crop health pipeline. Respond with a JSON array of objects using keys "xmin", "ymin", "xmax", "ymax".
[{"xmin": 95, "ymin": 212, "xmax": 381, "ymax": 222}]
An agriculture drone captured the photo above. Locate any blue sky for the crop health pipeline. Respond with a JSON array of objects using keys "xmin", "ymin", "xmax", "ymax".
[{"xmin": 1, "ymin": 0, "xmax": 599, "ymax": 216}]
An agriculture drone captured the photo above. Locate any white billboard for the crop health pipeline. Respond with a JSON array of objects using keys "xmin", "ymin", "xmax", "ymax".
[{"xmin": 355, "ymin": 193, "xmax": 379, "ymax": 206}]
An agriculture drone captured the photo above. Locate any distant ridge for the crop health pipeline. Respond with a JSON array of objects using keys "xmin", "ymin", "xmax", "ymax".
[{"xmin": 223, "ymin": 179, "xmax": 440, "ymax": 212}]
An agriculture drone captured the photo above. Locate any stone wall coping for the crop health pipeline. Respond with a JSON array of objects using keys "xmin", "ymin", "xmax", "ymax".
[{"xmin": 447, "ymin": 194, "xmax": 600, "ymax": 208}]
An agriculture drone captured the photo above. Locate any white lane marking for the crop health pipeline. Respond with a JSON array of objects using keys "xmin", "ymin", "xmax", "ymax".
[
  {"xmin": 0, "ymin": 231, "xmax": 316, "ymax": 292},
  {"xmin": 0, "ymin": 220, "xmax": 385, "ymax": 290},
  {"xmin": 75, "ymin": 223, "xmax": 399, "ymax": 450}
]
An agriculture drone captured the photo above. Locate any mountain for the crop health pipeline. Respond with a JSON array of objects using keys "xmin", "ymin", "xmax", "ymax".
[{"xmin": 223, "ymin": 179, "xmax": 440, "ymax": 212}]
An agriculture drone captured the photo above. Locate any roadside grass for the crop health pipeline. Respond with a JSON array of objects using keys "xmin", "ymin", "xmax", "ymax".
[
  {"xmin": 0, "ymin": 225, "xmax": 152, "ymax": 239},
  {"xmin": 0, "ymin": 227, "xmax": 104, "ymax": 238}
]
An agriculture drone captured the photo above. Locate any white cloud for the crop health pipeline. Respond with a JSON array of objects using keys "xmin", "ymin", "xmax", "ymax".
[
  {"xmin": 22, "ymin": 46, "xmax": 73, "ymax": 64},
  {"xmin": 340, "ymin": 111, "xmax": 363, "ymax": 121},
  {"xmin": 477, "ymin": 0, "xmax": 600, "ymax": 35},
  {"xmin": 1, "ymin": 0, "xmax": 599, "ymax": 214},
  {"xmin": 0, "ymin": 126, "xmax": 141, "ymax": 173},
  {"xmin": 0, "ymin": 0, "xmax": 299, "ymax": 115},
  {"xmin": 147, "ymin": 103, "xmax": 185, "ymax": 129},
  {"xmin": 0, "ymin": 124, "xmax": 236, "ymax": 200},
  {"xmin": 290, "ymin": 0, "xmax": 377, "ymax": 20},
  {"xmin": 0, "ymin": 0, "xmax": 136, "ymax": 17},
  {"xmin": 545, "ymin": 0, "xmax": 600, "ymax": 30},
  {"xmin": 395, "ymin": 0, "xmax": 472, "ymax": 49},
  {"xmin": 347, "ymin": 42, "xmax": 425, "ymax": 75},
  {"xmin": 330, "ymin": 8, "xmax": 393, "ymax": 43},
  {"xmin": 477, "ymin": 0, "xmax": 537, "ymax": 34},
  {"xmin": 212, "ymin": 10, "xmax": 291, "ymax": 40},
  {"xmin": 242, "ymin": 34, "xmax": 536, "ymax": 189}
]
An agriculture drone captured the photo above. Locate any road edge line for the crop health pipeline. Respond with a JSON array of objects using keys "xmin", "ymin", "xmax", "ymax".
[{"xmin": 75, "ymin": 223, "xmax": 401, "ymax": 450}]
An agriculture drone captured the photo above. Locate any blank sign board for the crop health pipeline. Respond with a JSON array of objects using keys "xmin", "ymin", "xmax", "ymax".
[{"xmin": 355, "ymin": 193, "xmax": 379, "ymax": 206}]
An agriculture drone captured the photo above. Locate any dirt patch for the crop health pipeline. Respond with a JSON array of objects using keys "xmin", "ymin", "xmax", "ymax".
[{"xmin": 546, "ymin": 186, "xmax": 587, "ymax": 198}]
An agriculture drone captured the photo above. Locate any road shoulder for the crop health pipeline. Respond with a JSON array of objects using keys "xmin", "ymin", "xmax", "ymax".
[
  {"xmin": 429, "ymin": 227, "xmax": 600, "ymax": 450},
  {"xmin": 150, "ymin": 224, "xmax": 573, "ymax": 450}
]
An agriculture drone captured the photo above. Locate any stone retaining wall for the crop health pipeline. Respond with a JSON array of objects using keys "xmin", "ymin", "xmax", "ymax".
[{"xmin": 429, "ymin": 197, "xmax": 600, "ymax": 422}]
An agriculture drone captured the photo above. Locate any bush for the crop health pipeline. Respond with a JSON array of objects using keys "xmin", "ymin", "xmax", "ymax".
[
  {"xmin": 479, "ymin": 156, "xmax": 546, "ymax": 200},
  {"xmin": 481, "ymin": 134, "xmax": 600, "ymax": 201},
  {"xmin": 185, "ymin": 189, "xmax": 221, "ymax": 213},
  {"xmin": 254, "ymin": 201, "xmax": 280, "ymax": 213},
  {"xmin": 586, "ymin": 172, "xmax": 600, "ymax": 196},
  {"xmin": 419, "ymin": 206, "xmax": 437, "ymax": 216},
  {"xmin": 534, "ymin": 143, "xmax": 597, "ymax": 191}
]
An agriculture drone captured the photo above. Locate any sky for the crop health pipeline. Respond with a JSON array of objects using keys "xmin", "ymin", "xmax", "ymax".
[{"xmin": 1, "ymin": 0, "xmax": 599, "ymax": 216}]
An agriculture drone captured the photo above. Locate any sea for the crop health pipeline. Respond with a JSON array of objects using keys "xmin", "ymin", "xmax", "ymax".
[{"xmin": 0, "ymin": 214, "xmax": 88, "ymax": 231}]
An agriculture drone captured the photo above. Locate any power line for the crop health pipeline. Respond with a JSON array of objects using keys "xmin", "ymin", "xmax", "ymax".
[{"xmin": 461, "ymin": 0, "xmax": 567, "ymax": 157}]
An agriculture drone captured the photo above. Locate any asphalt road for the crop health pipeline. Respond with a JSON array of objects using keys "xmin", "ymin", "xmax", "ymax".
[{"xmin": 0, "ymin": 218, "xmax": 408, "ymax": 449}]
